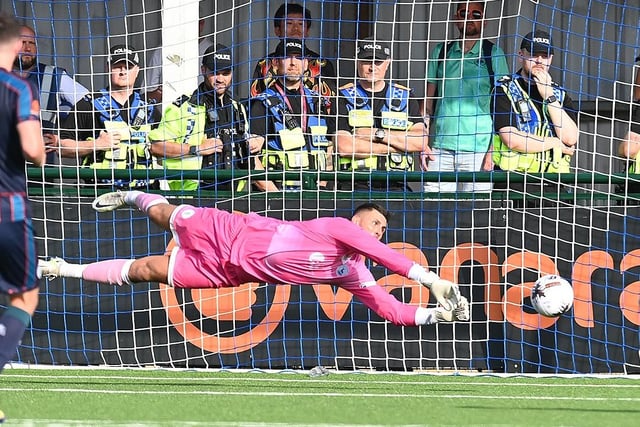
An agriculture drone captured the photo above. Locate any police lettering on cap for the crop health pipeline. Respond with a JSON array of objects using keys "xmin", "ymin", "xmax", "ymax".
[
  {"xmin": 520, "ymin": 30, "xmax": 554, "ymax": 55},
  {"xmin": 356, "ymin": 36, "xmax": 391, "ymax": 60},
  {"xmin": 108, "ymin": 45, "xmax": 139, "ymax": 66},
  {"xmin": 203, "ymin": 43, "xmax": 233, "ymax": 71},
  {"xmin": 274, "ymin": 38, "xmax": 306, "ymax": 57}
]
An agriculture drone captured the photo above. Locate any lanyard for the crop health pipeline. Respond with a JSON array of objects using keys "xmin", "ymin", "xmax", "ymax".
[{"xmin": 274, "ymin": 83, "xmax": 308, "ymax": 131}]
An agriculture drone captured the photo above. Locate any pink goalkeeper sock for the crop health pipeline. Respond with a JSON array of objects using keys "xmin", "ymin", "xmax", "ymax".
[
  {"xmin": 127, "ymin": 192, "xmax": 169, "ymax": 213},
  {"xmin": 82, "ymin": 259, "xmax": 134, "ymax": 286}
]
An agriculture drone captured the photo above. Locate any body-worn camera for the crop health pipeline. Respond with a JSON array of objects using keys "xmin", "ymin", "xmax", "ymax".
[{"xmin": 202, "ymin": 128, "xmax": 250, "ymax": 171}]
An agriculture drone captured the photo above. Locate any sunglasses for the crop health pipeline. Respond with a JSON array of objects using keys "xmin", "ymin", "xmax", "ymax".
[{"xmin": 457, "ymin": 9, "xmax": 483, "ymax": 20}]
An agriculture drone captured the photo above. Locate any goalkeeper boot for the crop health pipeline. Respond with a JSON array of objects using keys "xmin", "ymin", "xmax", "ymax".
[
  {"xmin": 435, "ymin": 296, "xmax": 470, "ymax": 322},
  {"xmin": 37, "ymin": 257, "xmax": 67, "ymax": 280},
  {"xmin": 92, "ymin": 191, "xmax": 128, "ymax": 212}
]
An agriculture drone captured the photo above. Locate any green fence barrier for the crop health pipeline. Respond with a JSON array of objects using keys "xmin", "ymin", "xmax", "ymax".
[{"xmin": 26, "ymin": 167, "xmax": 636, "ymax": 202}]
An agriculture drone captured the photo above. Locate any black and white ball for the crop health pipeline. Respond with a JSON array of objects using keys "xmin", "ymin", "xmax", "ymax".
[{"xmin": 530, "ymin": 275, "xmax": 574, "ymax": 317}]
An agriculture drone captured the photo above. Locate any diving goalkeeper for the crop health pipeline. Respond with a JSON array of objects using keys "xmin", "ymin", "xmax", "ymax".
[{"xmin": 38, "ymin": 191, "xmax": 469, "ymax": 326}]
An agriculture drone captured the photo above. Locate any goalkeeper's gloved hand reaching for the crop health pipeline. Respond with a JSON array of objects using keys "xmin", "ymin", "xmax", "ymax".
[
  {"xmin": 408, "ymin": 264, "xmax": 462, "ymax": 311},
  {"xmin": 428, "ymin": 278, "xmax": 462, "ymax": 311},
  {"xmin": 436, "ymin": 295, "xmax": 470, "ymax": 322},
  {"xmin": 428, "ymin": 280, "xmax": 470, "ymax": 322}
]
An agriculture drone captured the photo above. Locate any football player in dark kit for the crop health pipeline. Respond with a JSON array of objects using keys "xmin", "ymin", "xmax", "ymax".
[{"xmin": 0, "ymin": 13, "xmax": 46, "ymax": 375}]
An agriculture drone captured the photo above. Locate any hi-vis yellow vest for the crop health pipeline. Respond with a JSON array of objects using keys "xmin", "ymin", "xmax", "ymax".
[
  {"xmin": 629, "ymin": 154, "xmax": 640, "ymax": 174},
  {"xmin": 148, "ymin": 100, "xmax": 206, "ymax": 191},
  {"xmin": 84, "ymin": 90, "xmax": 155, "ymax": 172},
  {"xmin": 255, "ymin": 86, "xmax": 331, "ymax": 189},
  {"xmin": 493, "ymin": 76, "xmax": 571, "ymax": 173},
  {"xmin": 84, "ymin": 121, "xmax": 154, "ymax": 189},
  {"xmin": 338, "ymin": 82, "xmax": 414, "ymax": 171},
  {"xmin": 95, "ymin": 121, "xmax": 151, "ymax": 170}
]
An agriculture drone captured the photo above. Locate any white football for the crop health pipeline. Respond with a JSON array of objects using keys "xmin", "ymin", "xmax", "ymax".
[{"xmin": 530, "ymin": 275, "xmax": 574, "ymax": 317}]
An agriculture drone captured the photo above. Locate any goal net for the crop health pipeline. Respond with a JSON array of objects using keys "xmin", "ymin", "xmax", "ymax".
[{"xmin": 4, "ymin": 0, "xmax": 640, "ymax": 374}]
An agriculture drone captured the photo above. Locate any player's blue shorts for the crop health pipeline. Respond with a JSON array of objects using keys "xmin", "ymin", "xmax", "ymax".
[{"xmin": 0, "ymin": 219, "xmax": 39, "ymax": 295}]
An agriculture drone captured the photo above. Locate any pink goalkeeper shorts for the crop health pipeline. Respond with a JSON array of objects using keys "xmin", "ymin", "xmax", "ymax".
[{"xmin": 166, "ymin": 204, "xmax": 245, "ymax": 288}]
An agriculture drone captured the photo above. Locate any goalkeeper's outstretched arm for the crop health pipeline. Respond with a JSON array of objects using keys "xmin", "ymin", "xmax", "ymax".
[
  {"xmin": 407, "ymin": 264, "xmax": 462, "ymax": 311},
  {"xmin": 346, "ymin": 279, "xmax": 469, "ymax": 326}
]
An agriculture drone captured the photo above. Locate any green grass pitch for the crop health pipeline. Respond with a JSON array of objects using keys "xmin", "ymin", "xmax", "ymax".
[{"xmin": 1, "ymin": 368, "xmax": 639, "ymax": 426}]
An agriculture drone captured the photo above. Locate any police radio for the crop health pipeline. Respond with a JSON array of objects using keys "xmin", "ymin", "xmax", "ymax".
[
  {"xmin": 201, "ymin": 101, "xmax": 250, "ymax": 171},
  {"xmin": 281, "ymin": 106, "xmax": 300, "ymax": 130},
  {"xmin": 215, "ymin": 129, "xmax": 250, "ymax": 170},
  {"xmin": 390, "ymin": 98, "xmax": 403, "ymax": 111},
  {"xmin": 517, "ymin": 99, "xmax": 532, "ymax": 123}
]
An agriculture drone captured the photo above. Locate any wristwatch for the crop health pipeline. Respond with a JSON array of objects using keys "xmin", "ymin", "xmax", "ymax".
[
  {"xmin": 545, "ymin": 95, "xmax": 558, "ymax": 104},
  {"xmin": 188, "ymin": 145, "xmax": 198, "ymax": 156},
  {"xmin": 374, "ymin": 128, "xmax": 386, "ymax": 141}
]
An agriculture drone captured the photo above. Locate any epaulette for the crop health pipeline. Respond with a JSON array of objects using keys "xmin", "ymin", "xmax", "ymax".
[
  {"xmin": 339, "ymin": 82, "xmax": 355, "ymax": 90},
  {"xmin": 172, "ymin": 94, "xmax": 190, "ymax": 107},
  {"xmin": 497, "ymin": 75, "xmax": 512, "ymax": 84},
  {"xmin": 391, "ymin": 82, "xmax": 411, "ymax": 91}
]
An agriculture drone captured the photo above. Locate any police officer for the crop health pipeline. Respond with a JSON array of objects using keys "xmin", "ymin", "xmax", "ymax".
[
  {"xmin": 249, "ymin": 2, "xmax": 336, "ymax": 98},
  {"xmin": 13, "ymin": 25, "xmax": 89, "ymax": 166},
  {"xmin": 250, "ymin": 38, "xmax": 334, "ymax": 190},
  {"xmin": 492, "ymin": 30, "xmax": 577, "ymax": 174},
  {"xmin": 148, "ymin": 44, "xmax": 276, "ymax": 192},
  {"xmin": 59, "ymin": 44, "xmax": 161, "ymax": 187},
  {"xmin": 491, "ymin": 30, "xmax": 578, "ymax": 206},
  {"xmin": 334, "ymin": 36, "xmax": 427, "ymax": 192}
]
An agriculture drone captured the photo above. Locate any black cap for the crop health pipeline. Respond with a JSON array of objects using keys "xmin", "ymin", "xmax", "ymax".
[
  {"xmin": 202, "ymin": 43, "xmax": 233, "ymax": 71},
  {"xmin": 520, "ymin": 30, "xmax": 554, "ymax": 55},
  {"xmin": 274, "ymin": 38, "xmax": 306, "ymax": 57},
  {"xmin": 108, "ymin": 45, "xmax": 139, "ymax": 66},
  {"xmin": 356, "ymin": 36, "xmax": 391, "ymax": 60}
]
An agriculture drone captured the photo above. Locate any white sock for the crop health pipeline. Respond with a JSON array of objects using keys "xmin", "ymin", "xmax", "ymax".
[
  {"xmin": 59, "ymin": 262, "xmax": 86, "ymax": 279},
  {"xmin": 120, "ymin": 260, "xmax": 135, "ymax": 285},
  {"xmin": 124, "ymin": 190, "xmax": 143, "ymax": 206},
  {"xmin": 414, "ymin": 307, "xmax": 439, "ymax": 325},
  {"xmin": 407, "ymin": 264, "xmax": 439, "ymax": 284}
]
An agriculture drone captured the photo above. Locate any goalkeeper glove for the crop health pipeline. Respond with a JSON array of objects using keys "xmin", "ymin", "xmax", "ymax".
[
  {"xmin": 428, "ymin": 278, "xmax": 461, "ymax": 311},
  {"xmin": 435, "ymin": 295, "xmax": 470, "ymax": 322},
  {"xmin": 408, "ymin": 265, "xmax": 461, "ymax": 311}
]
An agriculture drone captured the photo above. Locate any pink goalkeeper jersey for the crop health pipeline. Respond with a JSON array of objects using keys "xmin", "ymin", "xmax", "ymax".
[
  {"xmin": 229, "ymin": 214, "xmax": 414, "ymax": 287},
  {"xmin": 170, "ymin": 207, "xmax": 420, "ymax": 325}
]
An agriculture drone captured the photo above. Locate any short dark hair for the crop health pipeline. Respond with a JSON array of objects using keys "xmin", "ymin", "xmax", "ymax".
[
  {"xmin": 274, "ymin": 2, "xmax": 312, "ymax": 29},
  {"xmin": 455, "ymin": 1, "xmax": 486, "ymax": 12},
  {"xmin": 353, "ymin": 203, "xmax": 390, "ymax": 222},
  {"xmin": 0, "ymin": 13, "xmax": 21, "ymax": 44}
]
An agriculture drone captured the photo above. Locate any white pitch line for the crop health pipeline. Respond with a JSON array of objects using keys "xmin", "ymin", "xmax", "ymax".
[
  {"xmin": 0, "ymin": 421, "xmax": 423, "ymax": 427},
  {"xmin": 4, "ymin": 374, "xmax": 640, "ymax": 388},
  {"xmin": 1, "ymin": 387, "xmax": 640, "ymax": 401}
]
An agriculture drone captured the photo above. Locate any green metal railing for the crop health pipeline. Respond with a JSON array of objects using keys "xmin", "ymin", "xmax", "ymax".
[{"xmin": 26, "ymin": 167, "xmax": 634, "ymax": 202}]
